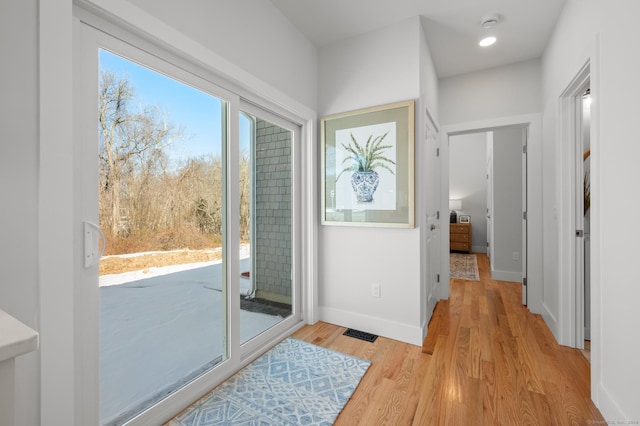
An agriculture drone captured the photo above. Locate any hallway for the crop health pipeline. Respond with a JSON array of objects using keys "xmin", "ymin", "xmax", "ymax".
[{"xmin": 293, "ymin": 253, "xmax": 604, "ymax": 424}]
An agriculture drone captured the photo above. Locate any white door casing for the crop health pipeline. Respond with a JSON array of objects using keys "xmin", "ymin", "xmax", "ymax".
[{"xmin": 441, "ymin": 114, "xmax": 542, "ymax": 315}]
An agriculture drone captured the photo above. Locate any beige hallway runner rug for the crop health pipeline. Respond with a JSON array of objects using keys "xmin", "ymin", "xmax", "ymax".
[{"xmin": 449, "ymin": 253, "xmax": 480, "ymax": 281}]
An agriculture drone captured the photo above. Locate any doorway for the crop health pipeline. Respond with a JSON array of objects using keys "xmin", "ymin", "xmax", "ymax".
[
  {"xmin": 448, "ymin": 127, "xmax": 527, "ymax": 297},
  {"xmin": 440, "ymin": 114, "xmax": 542, "ymax": 312},
  {"xmin": 558, "ymin": 62, "xmax": 592, "ymax": 351},
  {"xmin": 581, "ymin": 87, "xmax": 592, "ymax": 351},
  {"xmin": 571, "ymin": 79, "xmax": 592, "ymax": 353}
]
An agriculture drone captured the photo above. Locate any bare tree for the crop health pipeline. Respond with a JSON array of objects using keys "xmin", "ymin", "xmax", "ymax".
[
  {"xmin": 98, "ymin": 69, "xmax": 182, "ymax": 237},
  {"xmin": 239, "ymin": 151, "xmax": 251, "ymax": 240},
  {"xmin": 98, "ymin": 68, "xmax": 252, "ymax": 254}
]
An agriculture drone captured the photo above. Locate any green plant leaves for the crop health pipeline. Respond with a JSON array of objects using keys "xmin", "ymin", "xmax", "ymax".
[{"xmin": 337, "ymin": 131, "xmax": 395, "ymax": 181}]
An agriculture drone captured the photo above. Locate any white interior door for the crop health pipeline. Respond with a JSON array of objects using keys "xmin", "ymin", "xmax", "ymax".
[{"xmin": 424, "ymin": 110, "xmax": 441, "ymax": 312}]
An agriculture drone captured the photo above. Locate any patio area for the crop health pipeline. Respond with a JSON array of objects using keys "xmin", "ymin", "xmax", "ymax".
[{"xmin": 99, "ymin": 257, "xmax": 287, "ymax": 425}]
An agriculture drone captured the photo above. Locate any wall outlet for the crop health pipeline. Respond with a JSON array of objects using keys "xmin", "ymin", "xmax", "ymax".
[
  {"xmin": 512, "ymin": 251, "xmax": 520, "ymax": 261},
  {"xmin": 371, "ymin": 283, "xmax": 381, "ymax": 298}
]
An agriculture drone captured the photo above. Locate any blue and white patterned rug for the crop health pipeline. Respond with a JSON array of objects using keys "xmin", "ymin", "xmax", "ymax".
[{"xmin": 167, "ymin": 337, "xmax": 371, "ymax": 426}]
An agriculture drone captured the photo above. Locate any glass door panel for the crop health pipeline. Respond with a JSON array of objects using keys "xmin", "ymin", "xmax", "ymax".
[
  {"xmin": 239, "ymin": 112, "xmax": 294, "ymax": 344},
  {"xmin": 98, "ymin": 49, "xmax": 227, "ymax": 425}
]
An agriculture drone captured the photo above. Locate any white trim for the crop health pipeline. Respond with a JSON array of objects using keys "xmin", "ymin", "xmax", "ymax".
[
  {"xmin": 557, "ymin": 60, "xmax": 590, "ymax": 348},
  {"xmin": 555, "ymin": 34, "xmax": 602, "ymax": 413},
  {"xmin": 302, "ymin": 118, "xmax": 319, "ymax": 325},
  {"xmin": 319, "ymin": 307, "xmax": 424, "ymax": 346},
  {"xmin": 441, "ymin": 113, "xmax": 543, "ymax": 314},
  {"xmin": 596, "ymin": 383, "xmax": 628, "ymax": 423},
  {"xmin": 40, "ymin": 1, "xmax": 75, "ymax": 424},
  {"xmin": 589, "ymin": 33, "xmax": 602, "ymax": 410},
  {"xmin": 541, "ymin": 302, "xmax": 559, "ymax": 339}
]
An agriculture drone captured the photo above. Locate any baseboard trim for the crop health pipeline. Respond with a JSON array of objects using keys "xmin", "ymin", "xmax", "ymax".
[
  {"xmin": 541, "ymin": 301, "xmax": 560, "ymax": 342},
  {"xmin": 319, "ymin": 306, "xmax": 423, "ymax": 346},
  {"xmin": 595, "ymin": 382, "xmax": 627, "ymax": 423},
  {"xmin": 491, "ymin": 269, "xmax": 522, "ymax": 282}
]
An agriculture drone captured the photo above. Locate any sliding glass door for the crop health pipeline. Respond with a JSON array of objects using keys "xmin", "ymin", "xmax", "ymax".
[
  {"xmin": 75, "ymin": 20, "xmax": 303, "ymax": 425},
  {"xmin": 238, "ymin": 110, "xmax": 297, "ymax": 346},
  {"xmin": 96, "ymin": 49, "xmax": 229, "ymax": 425}
]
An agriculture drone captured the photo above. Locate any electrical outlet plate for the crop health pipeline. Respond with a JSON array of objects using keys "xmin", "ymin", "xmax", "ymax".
[{"xmin": 372, "ymin": 283, "xmax": 381, "ymax": 298}]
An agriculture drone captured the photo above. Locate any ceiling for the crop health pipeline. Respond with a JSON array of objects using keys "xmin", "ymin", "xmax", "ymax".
[{"xmin": 269, "ymin": 0, "xmax": 566, "ymax": 78}]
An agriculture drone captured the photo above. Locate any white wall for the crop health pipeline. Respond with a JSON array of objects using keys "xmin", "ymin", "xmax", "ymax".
[
  {"xmin": 127, "ymin": 0, "xmax": 318, "ymax": 111},
  {"xmin": 542, "ymin": 0, "xmax": 640, "ymax": 421},
  {"xmin": 439, "ymin": 55, "xmax": 543, "ymax": 315},
  {"xmin": 318, "ymin": 18, "xmax": 420, "ymax": 114},
  {"xmin": 318, "ymin": 17, "xmax": 438, "ymax": 345},
  {"xmin": 0, "ymin": 2, "xmax": 40, "ymax": 425},
  {"xmin": 491, "ymin": 127, "xmax": 523, "ymax": 280},
  {"xmin": 439, "ymin": 59, "xmax": 542, "ymax": 125},
  {"xmin": 449, "ymin": 133, "xmax": 488, "ymax": 252},
  {"xmin": 595, "ymin": 1, "xmax": 640, "ymax": 419},
  {"xmin": 540, "ymin": 0, "xmax": 597, "ymax": 341},
  {"xmin": 419, "ymin": 20, "xmax": 440, "ymax": 125}
]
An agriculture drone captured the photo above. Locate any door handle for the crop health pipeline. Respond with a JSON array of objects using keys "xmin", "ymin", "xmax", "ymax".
[
  {"xmin": 84, "ymin": 221, "xmax": 106, "ymax": 268},
  {"xmin": 430, "ymin": 224, "xmax": 436, "ymax": 231}
]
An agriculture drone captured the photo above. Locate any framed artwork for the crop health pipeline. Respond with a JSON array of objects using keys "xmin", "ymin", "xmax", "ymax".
[
  {"xmin": 459, "ymin": 215, "xmax": 470, "ymax": 224},
  {"xmin": 321, "ymin": 100, "xmax": 415, "ymax": 228}
]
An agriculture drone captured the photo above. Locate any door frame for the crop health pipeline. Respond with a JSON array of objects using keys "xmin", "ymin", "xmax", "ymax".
[
  {"xmin": 65, "ymin": 6, "xmax": 318, "ymax": 425},
  {"xmin": 558, "ymin": 61, "xmax": 591, "ymax": 349},
  {"xmin": 440, "ymin": 113, "xmax": 542, "ymax": 314}
]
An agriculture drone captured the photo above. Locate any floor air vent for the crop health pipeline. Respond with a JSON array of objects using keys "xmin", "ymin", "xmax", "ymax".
[{"xmin": 343, "ymin": 328, "xmax": 378, "ymax": 343}]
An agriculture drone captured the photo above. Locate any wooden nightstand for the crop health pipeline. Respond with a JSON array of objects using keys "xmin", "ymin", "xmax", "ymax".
[{"xmin": 450, "ymin": 223, "xmax": 472, "ymax": 253}]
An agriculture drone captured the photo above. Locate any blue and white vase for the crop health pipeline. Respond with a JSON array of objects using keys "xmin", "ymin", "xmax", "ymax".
[{"xmin": 351, "ymin": 170, "xmax": 379, "ymax": 202}]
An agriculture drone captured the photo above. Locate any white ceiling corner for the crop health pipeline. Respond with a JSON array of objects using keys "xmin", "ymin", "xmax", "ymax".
[{"xmin": 269, "ymin": 0, "xmax": 566, "ymax": 78}]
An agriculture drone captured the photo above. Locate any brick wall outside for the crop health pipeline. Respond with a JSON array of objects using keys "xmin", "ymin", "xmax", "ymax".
[{"xmin": 254, "ymin": 119, "xmax": 292, "ymax": 303}]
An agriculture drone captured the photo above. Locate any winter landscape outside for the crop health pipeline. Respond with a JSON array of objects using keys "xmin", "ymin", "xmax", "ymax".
[{"xmin": 98, "ymin": 50, "xmax": 287, "ymax": 425}]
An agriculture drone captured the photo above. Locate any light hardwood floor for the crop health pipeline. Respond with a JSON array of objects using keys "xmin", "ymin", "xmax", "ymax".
[{"xmin": 292, "ymin": 253, "xmax": 605, "ymax": 425}]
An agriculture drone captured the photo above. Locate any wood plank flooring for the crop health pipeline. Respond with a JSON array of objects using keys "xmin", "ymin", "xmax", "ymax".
[{"xmin": 292, "ymin": 253, "xmax": 604, "ymax": 425}]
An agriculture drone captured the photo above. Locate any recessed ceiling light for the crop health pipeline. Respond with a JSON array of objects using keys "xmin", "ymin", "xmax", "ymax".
[{"xmin": 479, "ymin": 36, "xmax": 497, "ymax": 47}]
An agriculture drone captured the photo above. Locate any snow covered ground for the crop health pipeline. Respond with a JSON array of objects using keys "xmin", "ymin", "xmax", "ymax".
[{"xmin": 99, "ymin": 255, "xmax": 282, "ymax": 424}]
